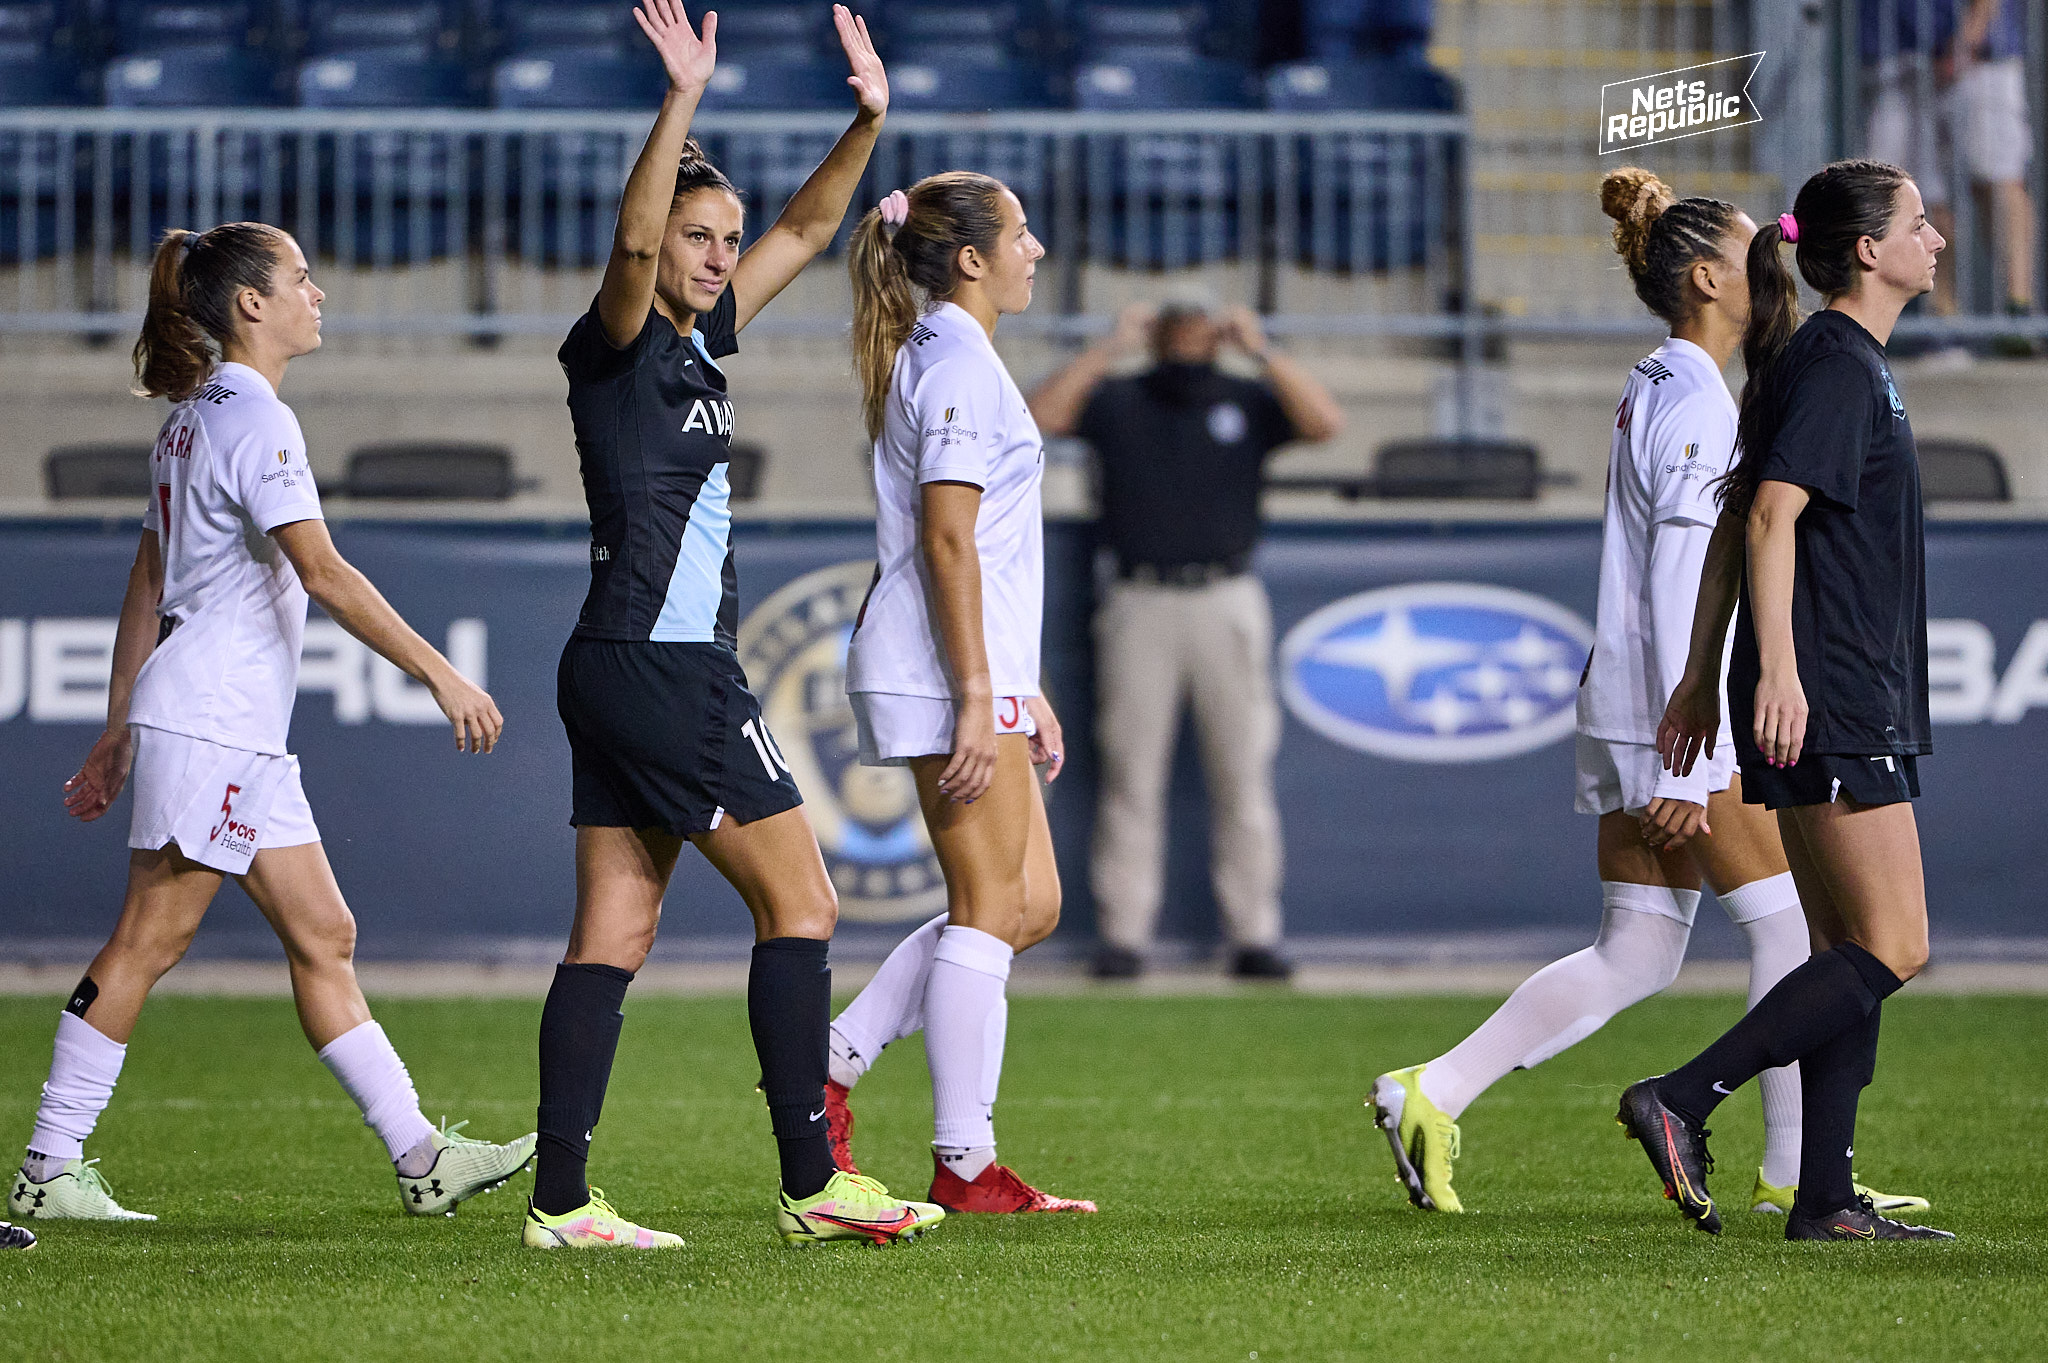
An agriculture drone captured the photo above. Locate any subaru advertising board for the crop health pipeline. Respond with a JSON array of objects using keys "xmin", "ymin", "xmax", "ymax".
[{"xmin": 1, "ymin": 517, "xmax": 2043, "ymax": 955}]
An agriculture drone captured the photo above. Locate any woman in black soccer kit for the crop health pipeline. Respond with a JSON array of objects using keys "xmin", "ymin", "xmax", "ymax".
[
  {"xmin": 1620, "ymin": 159, "xmax": 1953, "ymax": 1242},
  {"xmin": 525, "ymin": 1, "xmax": 943, "ymax": 1250}
]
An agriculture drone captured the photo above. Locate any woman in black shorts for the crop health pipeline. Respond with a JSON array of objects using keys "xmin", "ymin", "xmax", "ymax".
[
  {"xmin": 1620, "ymin": 159, "xmax": 1952, "ymax": 1242},
  {"xmin": 524, "ymin": 0, "xmax": 943, "ymax": 1250}
]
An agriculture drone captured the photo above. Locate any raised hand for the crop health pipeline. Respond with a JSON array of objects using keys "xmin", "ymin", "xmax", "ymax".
[
  {"xmin": 634, "ymin": 0, "xmax": 716, "ymax": 93},
  {"xmin": 1221, "ymin": 305, "xmax": 1270, "ymax": 358},
  {"xmin": 834, "ymin": 4, "xmax": 888, "ymax": 120}
]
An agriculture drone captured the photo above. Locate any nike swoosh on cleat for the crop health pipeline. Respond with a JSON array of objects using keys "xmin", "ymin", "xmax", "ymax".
[
  {"xmin": 810, "ymin": 1209, "xmax": 918, "ymax": 1237},
  {"xmin": 1711, "ymin": 1082, "xmax": 1733, "ymax": 1095},
  {"xmin": 1837, "ymin": 1223, "xmax": 1876, "ymax": 1239}
]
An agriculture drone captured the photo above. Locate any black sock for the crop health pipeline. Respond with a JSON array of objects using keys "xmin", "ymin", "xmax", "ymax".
[
  {"xmin": 533, "ymin": 962, "xmax": 633, "ymax": 1216},
  {"xmin": 748, "ymin": 937, "xmax": 838, "ymax": 1200},
  {"xmin": 1658, "ymin": 942, "xmax": 1903, "ymax": 1125},
  {"xmin": 1790, "ymin": 1001, "xmax": 1883, "ymax": 1218}
]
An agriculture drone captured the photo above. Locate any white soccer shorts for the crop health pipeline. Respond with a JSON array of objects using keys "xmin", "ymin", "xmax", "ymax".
[
  {"xmin": 127, "ymin": 724, "xmax": 321, "ymax": 875},
  {"xmin": 849, "ymin": 692, "xmax": 1037, "ymax": 767},
  {"xmin": 1573, "ymin": 734, "xmax": 1733, "ymax": 817}
]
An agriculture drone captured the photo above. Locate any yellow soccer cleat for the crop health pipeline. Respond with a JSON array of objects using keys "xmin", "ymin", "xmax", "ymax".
[
  {"xmin": 777, "ymin": 1171, "xmax": 945, "ymax": 1247},
  {"xmin": 1750, "ymin": 1167, "xmax": 1931, "ymax": 1216},
  {"xmin": 1370, "ymin": 1064, "xmax": 1462, "ymax": 1212},
  {"xmin": 521, "ymin": 1189, "xmax": 683, "ymax": 1250}
]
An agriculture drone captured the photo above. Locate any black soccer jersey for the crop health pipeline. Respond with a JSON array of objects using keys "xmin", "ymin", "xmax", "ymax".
[
  {"xmin": 1729, "ymin": 308, "xmax": 1930, "ymax": 760},
  {"xmin": 560, "ymin": 286, "xmax": 742, "ymax": 646}
]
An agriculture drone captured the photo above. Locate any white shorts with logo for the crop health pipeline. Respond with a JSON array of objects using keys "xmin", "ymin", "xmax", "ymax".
[
  {"xmin": 126, "ymin": 724, "xmax": 321, "ymax": 875},
  {"xmin": 850, "ymin": 693, "xmax": 1036, "ymax": 767},
  {"xmin": 1573, "ymin": 734, "xmax": 1733, "ymax": 817}
]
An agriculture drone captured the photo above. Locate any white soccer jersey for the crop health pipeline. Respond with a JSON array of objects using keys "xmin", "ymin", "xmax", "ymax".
[
  {"xmin": 129, "ymin": 362, "xmax": 325, "ymax": 756},
  {"xmin": 1578, "ymin": 337, "xmax": 1738, "ymax": 753},
  {"xmin": 845, "ymin": 302, "xmax": 1046, "ymax": 701}
]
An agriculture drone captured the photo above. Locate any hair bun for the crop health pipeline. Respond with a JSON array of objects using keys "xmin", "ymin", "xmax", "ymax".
[{"xmin": 1600, "ymin": 166, "xmax": 1676, "ymax": 272}]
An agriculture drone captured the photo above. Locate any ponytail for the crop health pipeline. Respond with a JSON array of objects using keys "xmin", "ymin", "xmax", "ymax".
[
  {"xmin": 1720, "ymin": 159, "xmax": 1911, "ymax": 519},
  {"xmin": 1598, "ymin": 166, "xmax": 1739, "ymax": 327},
  {"xmin": 849, "ymin": 207, "xmax": 920, "ymax": 442},
  {"xmin": 132, "ymin": 222, "xmax": 285, "ymax": 401},
  {"xmin": 846, "ymin": 171, "xmax": 1010, "ymax": 441}
]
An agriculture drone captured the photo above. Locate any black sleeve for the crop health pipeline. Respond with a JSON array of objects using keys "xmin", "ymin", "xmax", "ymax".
[
  {"xmin": 1074, "ymin": 384, "xmax": 1116, "ymax": 454},
  {"xmin": 558, "ymin": 295, "xmax": 650, "ymax": 384},
  {"xmin": 699, "ymin": 284, "xmax": 739, "ymax": 359},
  {"xmin": 1759, "ymin": 352, "xmax": 1875, "ymax": 511},
  {"xmin": 1246, "ymin": 380, "xmax": 1298, "ymax": 455}
]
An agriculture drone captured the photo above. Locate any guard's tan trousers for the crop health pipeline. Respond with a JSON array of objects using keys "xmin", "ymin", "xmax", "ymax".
[{"xmin": 1089, "ymin": 575, "xmax": 1284, "ymax": 950}]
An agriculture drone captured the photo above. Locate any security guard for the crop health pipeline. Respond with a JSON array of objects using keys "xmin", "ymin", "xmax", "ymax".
[{"xmin": 1030, "ymin": 298, "xmax": 1343, "ymax": 979}]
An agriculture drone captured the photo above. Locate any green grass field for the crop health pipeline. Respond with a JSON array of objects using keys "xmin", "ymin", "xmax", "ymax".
[{"xmin": 0, "ymin": 990, "xmax": 2041, "ymax": 1362}]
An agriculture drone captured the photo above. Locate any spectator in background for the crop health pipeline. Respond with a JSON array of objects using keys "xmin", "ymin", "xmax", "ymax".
[
  {"xmin": 1030, "ymin": 299, "xmax": 1343, "ymax": 981},
  {"xmin": 1863, "ymin": 0, "xmax": 2038, "ymax": 355}
]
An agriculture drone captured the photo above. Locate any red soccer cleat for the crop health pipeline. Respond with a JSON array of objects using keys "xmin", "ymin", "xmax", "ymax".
[
  {"xmin": 927, "ymin": 1154, "xmax": 1098, "ymax": 1214},
  {"xmin": 823, "ymin": 1081, "xmax": 859, "ymax": 1175}
]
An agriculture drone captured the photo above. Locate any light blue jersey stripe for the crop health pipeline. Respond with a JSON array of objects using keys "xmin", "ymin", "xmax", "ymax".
[
  {"xmin": 650, "ymin": 460, "xmax": 732, "ymax": 641},
  {"xmin": 691, "ymin": 328, "xmax": 724, "ymax": 377}
]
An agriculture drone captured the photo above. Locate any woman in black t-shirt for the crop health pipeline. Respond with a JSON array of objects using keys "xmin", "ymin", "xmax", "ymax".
[
  {"xmin": 1616, "ymin": 160, "xmax": 1954, "ymax": 1243},
  {"xmin": 525, "ymin": 1, "xmax": 945, "ymax": 1252}
]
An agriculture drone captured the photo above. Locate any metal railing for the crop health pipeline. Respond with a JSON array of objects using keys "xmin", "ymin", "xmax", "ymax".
[{"xmin": 0, "ymin": 109, "xmax": 1471, "ymax": 338}]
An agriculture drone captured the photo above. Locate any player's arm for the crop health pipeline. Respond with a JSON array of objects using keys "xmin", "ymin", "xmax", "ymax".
[
  {"xmin": 61, "ymin": 530, "xmax": 163, "ymax": 821},
  {"xmin": 271, "ymin": 519, "xmax": 503, "ymax": 754},
  {"xmin": 730, "ymin": 5, "xmax": 886, "ymax": 331},
  {"xmin": 921, "ymin": 480, "xmax": 996, "ymax": 804},
  {"xmin": 1027, "ymin": 303, "xmax": 1153, "ymax": 436},
  {"xmin": 597, "ymin": 0, "xmax": 716, "ymax": 350},
  {"xmin": 1745, "ymin": 479, "xmax": 1810, "ymax": 767},
  {"xmin": 1221, "ymin": 307, "xmax": 1343, "ymax": 443},
  {"xmin": 1639, "ymin": 513, "xmax": 1716, "ymax": 848}
]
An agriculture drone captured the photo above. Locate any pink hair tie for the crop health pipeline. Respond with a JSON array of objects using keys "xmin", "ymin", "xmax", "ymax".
[
  {"xmin": 1778, "ymin": 211, "xmax": 1799, "ymax": 242},
  {"xmin": 879, "ymin": 190, "xmax": 910, "ymax": 230}
]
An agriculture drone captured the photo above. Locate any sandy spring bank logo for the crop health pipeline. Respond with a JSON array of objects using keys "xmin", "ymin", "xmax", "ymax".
[
  {"xmin": 1279, "ymin": 583, "xmax": 1593, "ymax": 763},
  {"xmin": 1600, "ymin": 53, "xmax": 1763, "ymax": 155},
  {"xmin": 737, "ymin": 560, "xmax": 946, "ymax": 923}
]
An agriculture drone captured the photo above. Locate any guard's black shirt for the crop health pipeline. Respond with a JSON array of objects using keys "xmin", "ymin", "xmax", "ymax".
[
  {"xmin": 560, "ymin": 285, "xmax": 741, "ymax": 645},
  {"xmin": 1076, "ymin": 363, "xmax": 1297, "ymax": 572},
  {"xmin": 1730, "ymin": 308, "xmax": 1930, "ymax": 759}
]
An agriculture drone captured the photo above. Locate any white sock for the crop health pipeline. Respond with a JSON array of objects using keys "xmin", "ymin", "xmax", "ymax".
[
  {"xmin": 1419, "ymin": 884, "xmax": 1697, "ymax": 1119},
  {"xmin": 1723, "ymin": 872, "xmax": 1809, "ymax": 1187},
  {"xmin": 924, "ymin": 925, "xmax": 1013, "ymax": 1157},
  {"xmin": 936, "ymin": 1144, "xmax": 998, "ymax": 1182},
  {"xmin": 830, "ymin": 912, "xmax": 948, "ymax": 1089},
  {"xmin": 26, "ymin": 1012, "xmax": 128, "ymax": 1169},
  {"xmin": 316, "ymin": 1020, "xmax": 436, "ymax": 1164}
]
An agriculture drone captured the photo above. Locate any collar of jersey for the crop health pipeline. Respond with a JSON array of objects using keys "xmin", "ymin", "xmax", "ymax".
[
  {"xmin": 210, "ymin": 360, "xmax": 276, "ymax": 398},
  {"xmin": 1656, "ymin": 335, "xmax": 1721, "ymax": 380},
  {"xmin": 925, "ymin": 301, "xmax": 994, "ymax": 353}
]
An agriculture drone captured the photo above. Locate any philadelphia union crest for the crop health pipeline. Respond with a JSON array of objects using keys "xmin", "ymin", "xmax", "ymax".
[{"xmin": 737, "ymin": 561, "xmax": 946, "ymax": 923}]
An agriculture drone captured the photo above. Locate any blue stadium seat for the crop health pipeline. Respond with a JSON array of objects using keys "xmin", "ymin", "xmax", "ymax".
[
  {"xmin": 1265, "ymin": 57, "xmax": 1456, "ymax": 112},
  {"xmin": 882, "ymin": 0, "xmax": 1053, "ymax": 64},
  {"xmin": 1078, "ymin": 1, "xmax": 1210, "ymax": 61},
  {"xmin": 0, "ymin": 49, "xmax": 91, "ymax": 103},
  {"xmin": 698, "ymin": 57, "xmax": 847, "ymax": 110},
  {"xmin": 302, "ymin": 0, "xmax": 455, "ymax": 54},
  {"xmin": 104, "ymin": 46, "xmax": 277, "ymax": 103},
  {"xmin": 0, "ymin": 0, "xmax": 59, "ymax": 48},
  {"xmin": 708, "ymin": 1, "xmax": 823, "ymax": 61},
  {"xmin": 296, "ymin": 47, "xmax": 471, "ymax": 104},
  {"xmin": 111, "ymin": 0, "xmax": 262, "ymax": 51},
  {"xmin": 1075, "ymin": 56, "xmax": 1253, "ymax": 110},
  {"xmin": 1305, "ymin": 0, "xmax": 1432, "ymax": 61},
  {"xmin": 491, "ymin": 47, "xmax": 663, "ymax": 107},
  {"xmin": 888, "ymin": 57, "xmax": 1052, "ymax": 111},
  {"xmin": 500, "ymin": 0, "xmax": 636, "ymax": 55}
]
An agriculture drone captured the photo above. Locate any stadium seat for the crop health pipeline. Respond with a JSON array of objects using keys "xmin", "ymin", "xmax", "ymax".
[
  {"xmin": 708, "ymin": 1, "xmax": 824, "ymax": 61},
  {"xmin": 0, "ymin": 49, "xmax": 92, "ymax": 103},
  {"xmin": 338, "ymin": 442, "xmax": 522, "ymax": 499},
  {"xmin": 297, "ymin": 47, "xmax": 472, "ymax": 105},
  {"xmin": 889, "ymin": 58, "xmax": 1053, "ymax": 111},
  {"xmin": 104, "ymin": 47, "xmax": 278, "ymax": 104},
  {"xmin": 1074, "ymin": 56, "xmax": 1254, "ymax": 110},
  {"xmin": 1265, "ymin": 57, "xmax": 1457, "ymax": 112},
  {"xmin": 1265, "ymin": 438, "xmax": 1563, "ymax": 500},
  {"xmin": 491, "ymin": 47, "xmax": 663, "ymax": 107},
  {"xmin": 111, "ymin": 0, "xmax": 263, "ymax": 51},
  {"xmin": 45, "ymin": 443, "xmax": 156, "ymax": 499},
  {"xmin": 302, "ymin": 0, "xmax": 456, "ymax": 54},
  {"xmin": 499, "ymin": 0, "xmax": 637, "ymax": 55},
  {"xmin": 883, "ymin": 0, "xmax": 1054, "ymax": 64},
  {"xmin": 698, "ymin": 57, "xmax": 848, "ymax": 110},
  {"xmin": 1078, "ymin": 0, "xmax": 1209, "ymax": 60},
  {"xmin": 1917, "ymin": 439, "xmax": 2010, "ymax": 501},
  {"xmin": 1305, "ymin": 0, "xmax": 1432, "ymax": 61},
  {"xmin": 0, "ymin": 0, "xmax": 59, "ymax": 48}
]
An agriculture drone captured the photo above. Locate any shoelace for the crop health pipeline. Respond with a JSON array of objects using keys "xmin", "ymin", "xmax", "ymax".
[
  {"xmin": 582, "ymin": 1188, "xmax": 621, "ymax": 1221},
  {"xmin": 1696, "ymin": 1127, "xmax": 1715, "ymax": 1177},
  {"xmin": 1439, "ymin": 1117, "xmax": 1461, "ymax": 1161},
  {"xmin": 74, "ymin": 1159, "xmax": 121, "ymax": 1201},
  {"xmin": 436, "ymin": 1117, "xmax": 483, "ymax": 1147},
  {"xmin": 835, "ymin": 1172, "xmax": 896, "ymax": 1205}
]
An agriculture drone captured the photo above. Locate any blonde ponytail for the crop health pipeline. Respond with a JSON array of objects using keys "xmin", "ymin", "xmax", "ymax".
[
  {"xmin": 849, "ymin": 207, "xmax": 920, "ymax": 442},
  {"xmin": 131, "ymin": 222, "xmax": 286, "ymax": 400}
]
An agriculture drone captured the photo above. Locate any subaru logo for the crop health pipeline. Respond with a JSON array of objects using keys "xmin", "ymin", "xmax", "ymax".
[
  {"xmin": 737, "ymin": 562, "xmax": 946, "ymax": 923},
  {"xmin": 1279, "ymin": 583, "xmax": 1593, "ymax": 763}
]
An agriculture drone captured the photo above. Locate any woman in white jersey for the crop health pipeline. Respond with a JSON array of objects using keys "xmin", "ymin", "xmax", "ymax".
[
  {"xmin": 1366, "ymin": 169, "xmax": 1924, "ymax": 1222},
  {"xmin": 9, "ymin": 223, "xmax": 535, "ymax": 1228},
  {"xmin": 818, "ymin": 174, "xmax": 1094, "ymax": 1214}
]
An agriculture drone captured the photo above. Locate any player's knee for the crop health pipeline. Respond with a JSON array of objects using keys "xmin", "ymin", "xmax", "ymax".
[
  {"xmin": 770, "ymin": 884, "xmax": 838, "ymax": 941},
  {"xmin": 109, "ymin": 916, "xmax": 200, "ymax": 980},
  {"xmin": 1017, "ymin": 881, "xmax": 1062, "ymax": 951},
  {"xmin": 289, "ymin": 907, "xmax": 358, "ymax": 967}
]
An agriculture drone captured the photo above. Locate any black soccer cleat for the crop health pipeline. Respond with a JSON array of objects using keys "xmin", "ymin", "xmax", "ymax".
[
  {"xmin": 1785, "ymin": 1194, "xmax": 1955, "ymax": 1242},
  {"xmin": 0, "ymin": 1220, "xmax": 35, "ymax": 1250},
  {"xmin": 1617, "ymin": 1078, "xmax": 1721, "ymax": 1234}
]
